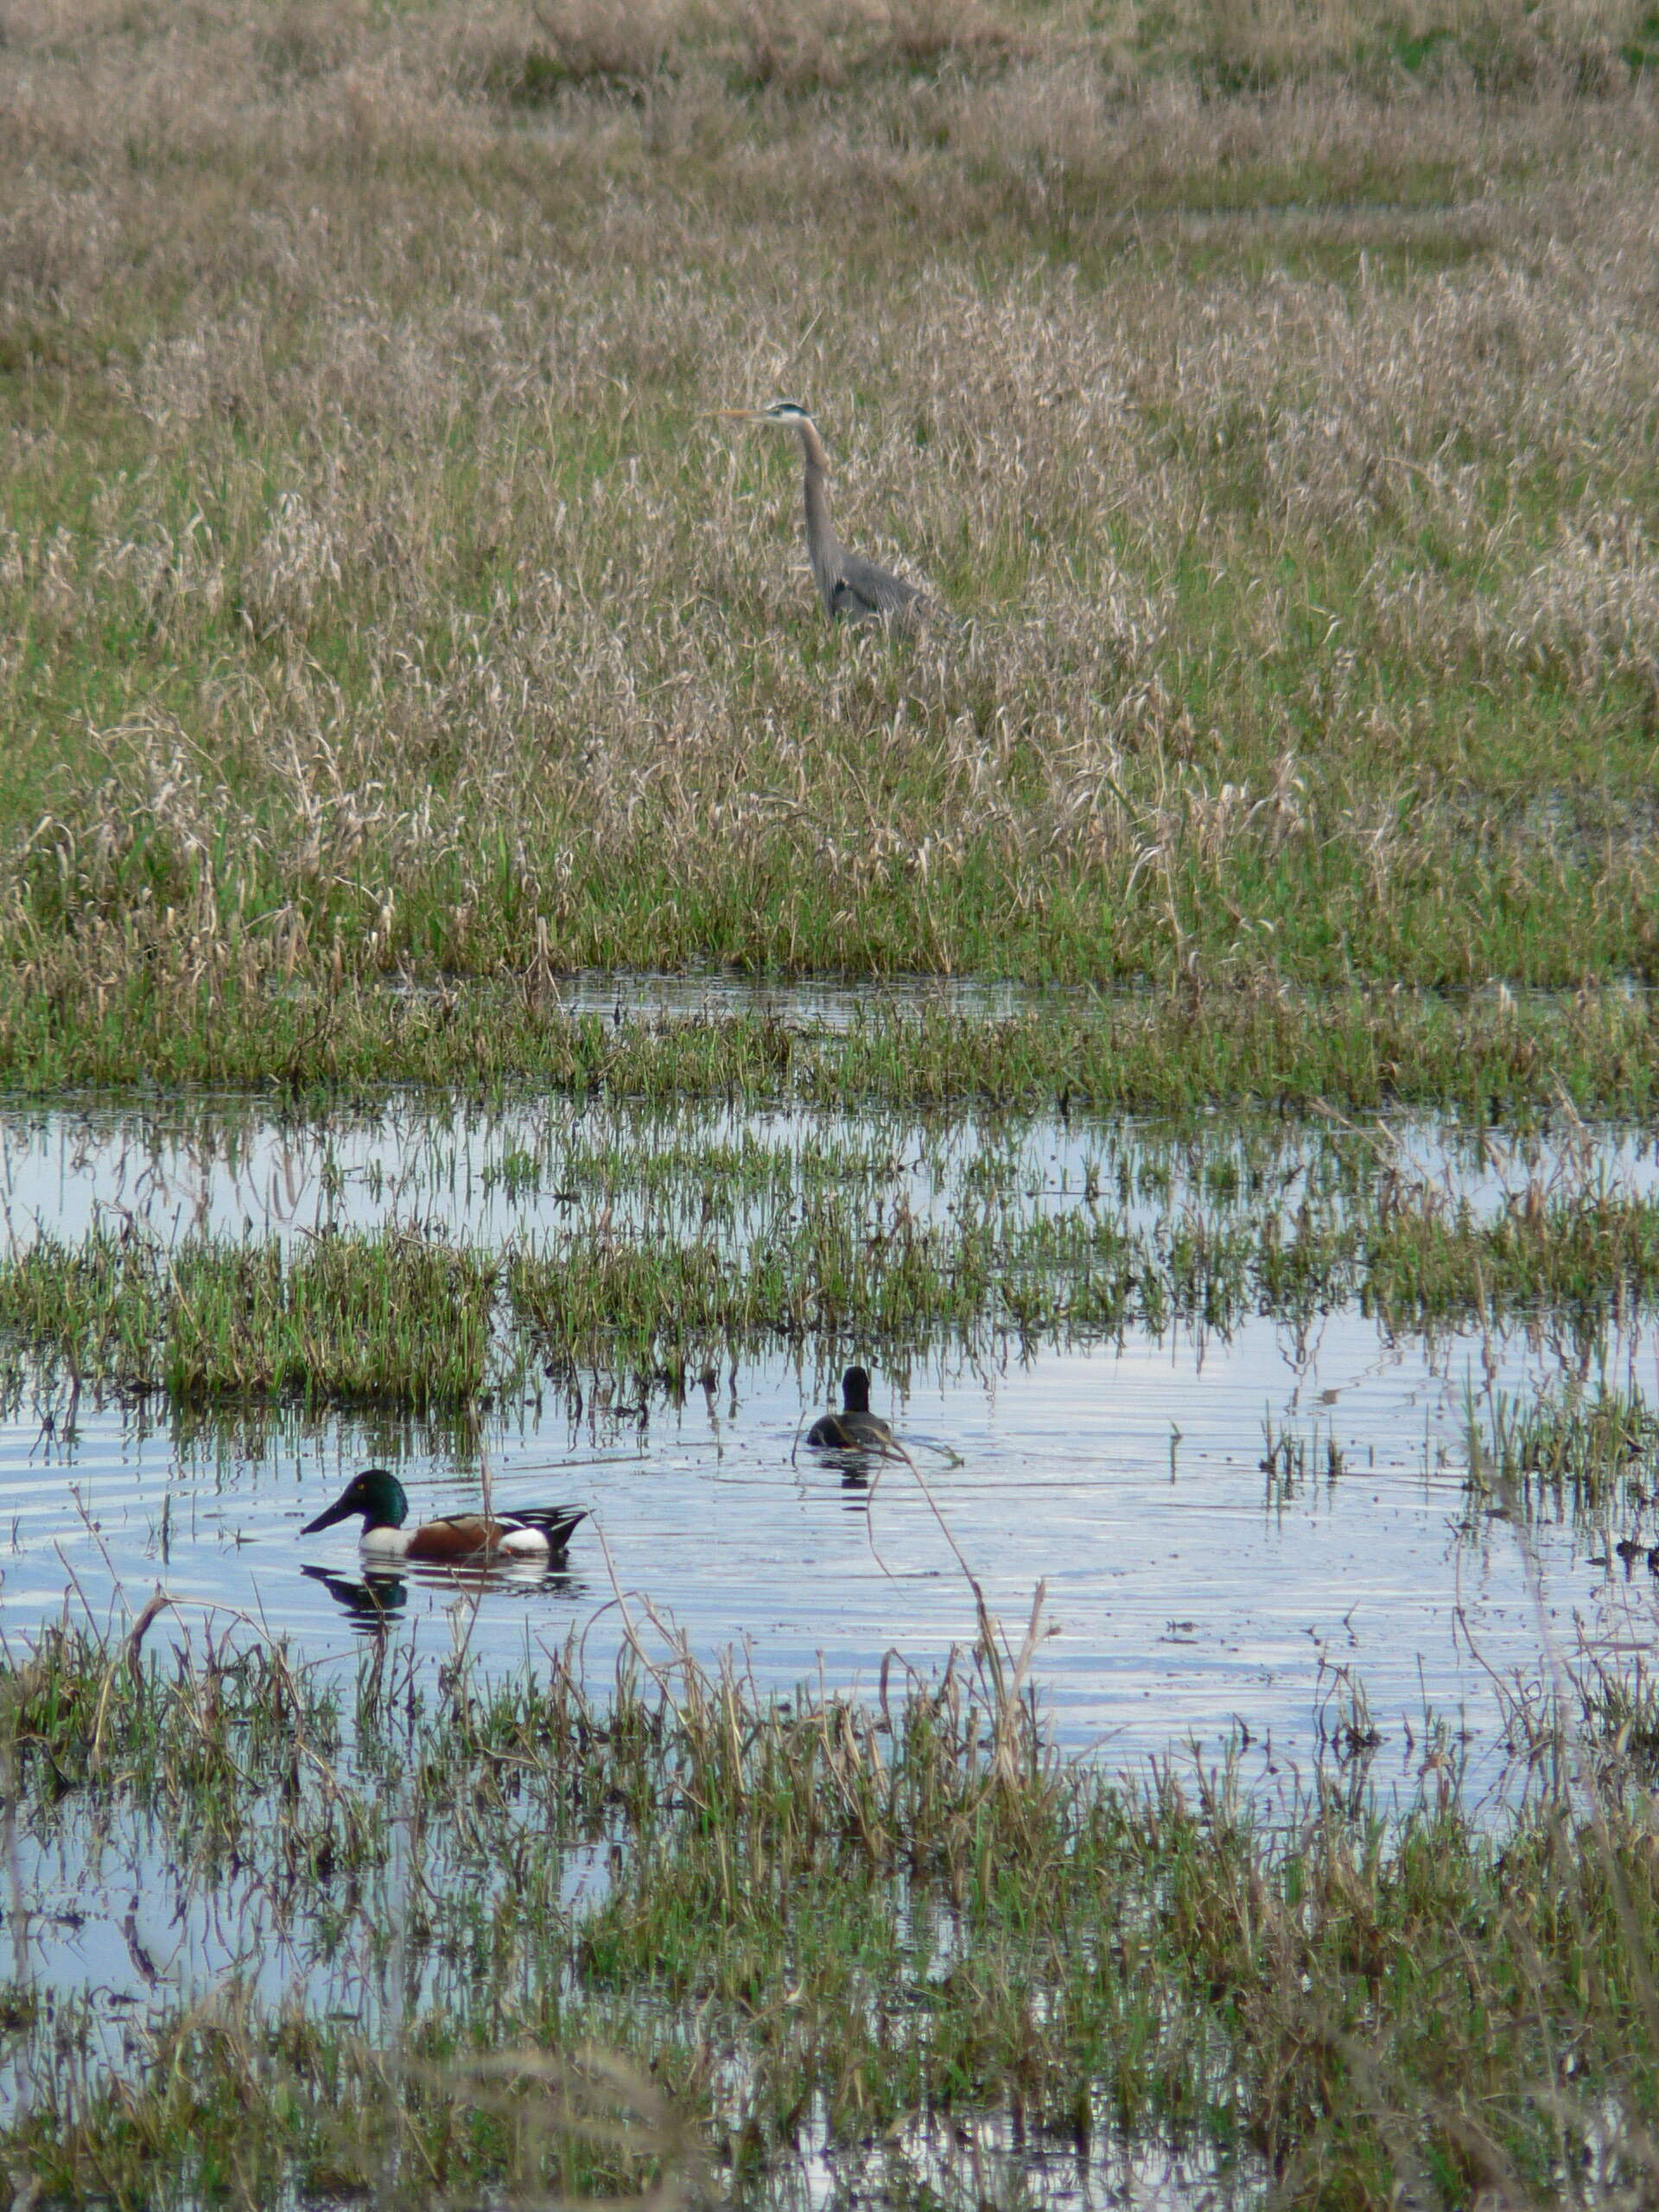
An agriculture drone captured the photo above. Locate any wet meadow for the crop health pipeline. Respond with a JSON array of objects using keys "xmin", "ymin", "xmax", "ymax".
[{"xmin": 7, "ymin": 0, "xmax": 1659, "ymax": 2204}]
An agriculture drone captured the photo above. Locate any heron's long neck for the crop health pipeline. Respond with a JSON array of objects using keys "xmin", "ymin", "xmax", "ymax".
[{"xmin": 797, "ymin": 421, "xmax": 841, "ymax": 608}]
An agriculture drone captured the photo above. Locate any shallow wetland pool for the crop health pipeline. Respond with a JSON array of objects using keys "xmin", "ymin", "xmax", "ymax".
[
  {"xmin": 7, "ymin": 1057, "xmax": 1659, "ymax": 2208},
  {"xmin": 2, "ymin": 1078, "xmax": 1653, "ymax": 1783}
]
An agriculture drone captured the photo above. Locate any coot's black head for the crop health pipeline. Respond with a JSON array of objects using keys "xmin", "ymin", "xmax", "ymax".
[{"xmin": 841, "ymin": 1366, "xmax": 873, "ymax": 1414}]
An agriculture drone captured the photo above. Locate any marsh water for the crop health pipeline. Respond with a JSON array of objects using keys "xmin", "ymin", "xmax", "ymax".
[
  {"xmin": 7, "ymin": 1070, "xmax": 1658, "ymax": 2206},
  {"xmin": 3, "ymin": 1086, "xmax": 1655, "ymax": 1777}
]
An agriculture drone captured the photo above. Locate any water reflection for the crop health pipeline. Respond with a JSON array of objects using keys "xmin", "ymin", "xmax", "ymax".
[
  {"xmin": 299, "ymin": 1559, "xmax": 410, "ymax": 1630},
  {"xmin": 0, "ymin": 1307, "xmax": 1648, "ymax": 1798},
  {"xmin": 298, "ymin": 1554, "xmax": 591, "ymax": 1636},
  {"xmin": 3, "ymin": 1087, "xmax": 1656, "ymax": 1262},
  {"xmin": 811, "ymin": 1444, "xmax": 879, "ymax": 1490}
]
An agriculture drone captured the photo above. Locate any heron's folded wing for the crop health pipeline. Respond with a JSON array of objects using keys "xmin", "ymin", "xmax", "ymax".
[{"xmin": 832, "ymin": 554, "xmax": 924, "ymax": 624}]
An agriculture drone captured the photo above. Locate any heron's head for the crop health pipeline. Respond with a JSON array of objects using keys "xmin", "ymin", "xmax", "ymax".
[{"xmin": 722, "ymin": 397, "xmax": 815, "ymax": 431}]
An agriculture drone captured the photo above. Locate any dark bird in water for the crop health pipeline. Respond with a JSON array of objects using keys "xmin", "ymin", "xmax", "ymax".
[
  {"xmin": 302, "ymin": 1468, "xmax": 586, "ymax": 1563},
  {"xmin": 722, "ymin": 399, "xmax": 946, "ymax": 630},
  {"xmin": 807, "ymin": 1365, "xmax": 895, "ymax": 1452}
]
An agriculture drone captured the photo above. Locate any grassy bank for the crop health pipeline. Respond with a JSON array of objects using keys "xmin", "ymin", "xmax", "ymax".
[
  {"xmin": 4, "ymin": 1603, "xmax": 1659, "ymax": 2209},
  {"xmin": 0, "ymin": 1226, "xmax": 511, "ymax": 1406},
  {"xmin": 6, "ymin": 1153, "xmax": 1659, "ymax": 1404},
  {"xmin": 3, "ymin": 2, "xmax": 1659, "ymax": 1096},
  {"xmin": 3, "ymin": 981, "xmax": 1659, "ymax": 1117}
]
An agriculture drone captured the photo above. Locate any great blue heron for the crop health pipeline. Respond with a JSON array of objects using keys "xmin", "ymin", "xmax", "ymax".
[{"xmin": 722, "ymin": 398, "xmax": 941, "ymax": 628}]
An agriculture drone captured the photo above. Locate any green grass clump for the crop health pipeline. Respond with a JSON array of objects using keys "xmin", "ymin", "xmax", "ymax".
[
  {"xmin": 7, "ymin": 1150, "xmax": 1659, "ymax": 1407},
  {"xmin": 1467, "ymin": 1377, "xmax": 1659, "ymax": 1522},
  {"xmin": 0, "ymin": 1229, "xmax": 506, "ymax": 1407},
  {"xmin": 0, "ymin": 980, "xmax": 1656, "ymax": 1117},
  {"xmin": 1367, "ymin": 1186, "xmax": 1659, "ymax": 1319}
]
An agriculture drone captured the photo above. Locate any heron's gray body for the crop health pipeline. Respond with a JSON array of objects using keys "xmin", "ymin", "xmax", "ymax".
[
  {"xmin": 729, "ymin": 399, "xmax": 936, "ymax": 629},
  {"xmin": 795, "ymin": 414, "xmax": 925, "ymax": 624}
]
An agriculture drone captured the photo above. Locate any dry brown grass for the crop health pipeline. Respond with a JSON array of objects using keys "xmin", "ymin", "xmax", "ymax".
[{"xmin": 1, "ymin": 0, "xmax": 1658, "ymax": 1072}]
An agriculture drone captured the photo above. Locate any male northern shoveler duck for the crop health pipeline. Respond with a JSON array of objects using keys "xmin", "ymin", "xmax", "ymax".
[
  {"xmin": 302, "ymin": 1468, "xmax": 587, "ymax": 1562},
  {"xmin": 806, "ymin": 1366, "xmax": 894, "ymax": 1451}
]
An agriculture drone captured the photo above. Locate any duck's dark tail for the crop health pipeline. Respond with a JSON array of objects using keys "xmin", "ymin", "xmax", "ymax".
[{"xmin": 512, "ymin": 1505, "xmax": 588, "ymax": 1554}]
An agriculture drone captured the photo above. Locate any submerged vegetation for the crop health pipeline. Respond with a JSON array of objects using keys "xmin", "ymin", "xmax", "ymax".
[
  {"xmin": 0, "ymin": 1226, "xmax": 509, "ymax": 1406},
  {"xmin": 6, "ymin": 1600, "xmax": 1659, "ymax": 2210},
  {"xmin": 3, "ymin": 1111, "xmax": 1659, "ymax": 1403},
  {"xmin": 7, "ymin": 981, "xmax": 1659, "ymax": 1117}
]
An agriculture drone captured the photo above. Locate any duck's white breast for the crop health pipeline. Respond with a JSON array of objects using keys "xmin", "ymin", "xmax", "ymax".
[{"xmin": 360, "ymin": 1526, "xmax": 415, "ymax": 1560}]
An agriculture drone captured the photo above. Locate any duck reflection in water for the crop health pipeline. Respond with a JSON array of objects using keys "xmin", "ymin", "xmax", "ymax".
[
  {"xmin": 302, "ymin": 1553, "xmax": 583, "ymax": 1636},
  {"xmin": 301, "ymin": 1560, "xmax": 410, "ymax": 1633}
]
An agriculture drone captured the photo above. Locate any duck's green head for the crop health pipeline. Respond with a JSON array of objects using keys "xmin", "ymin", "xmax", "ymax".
[{"xmin": 302, "ymin": 1468, "xmax": 410, "ymax": 1536}]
